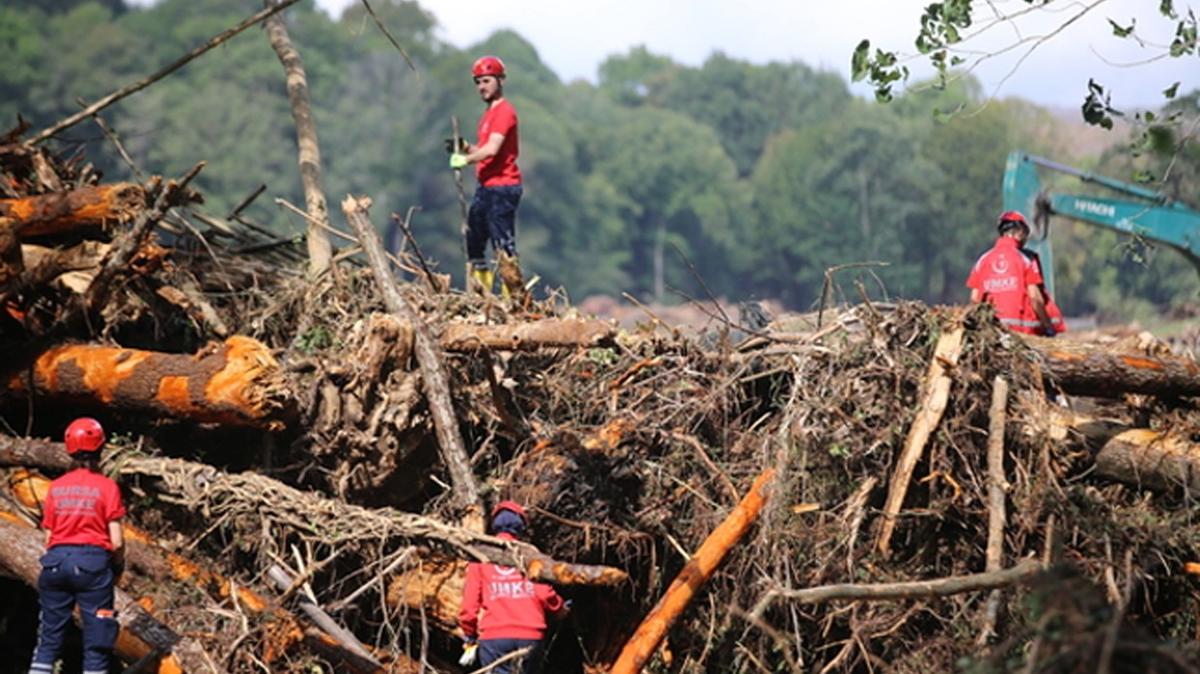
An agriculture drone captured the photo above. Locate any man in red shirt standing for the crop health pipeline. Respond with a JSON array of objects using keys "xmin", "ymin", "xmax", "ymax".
[
  {"xmin": 458, "ymin": 501, "xmax": 569, "ymax": 674},
  {"xmin": 28, "ymin": 418, "xmax": 125, "ymax": 674},
  {"xmin": 967, "ymin": 211, "xmax": 1061, "ymax": 336},
  {"xmin": 449, "ymin": 55, "xmax": 525, "ymax": 299}
]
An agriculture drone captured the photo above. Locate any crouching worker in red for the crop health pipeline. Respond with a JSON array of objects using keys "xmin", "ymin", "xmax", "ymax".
[
  {"xmin": 458, "ymin": 501, "xmax": 569, "ymax": 674},
  {"xmin": 28, "ymin": 418, "xmax": 125, "ymax": 674},
  {"xmin": 967, "ymin": 210, "xmax": 1064, "ymax": 337}
]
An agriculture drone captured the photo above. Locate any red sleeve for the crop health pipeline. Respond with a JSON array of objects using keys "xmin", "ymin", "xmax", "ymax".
[
  {"xmin": 965, "ymin": 267, "xmax": 980, "ymax": 290},
  {"xmin": 534, "ymin": 581, "xmax": 565, "ymax": 617},
  {"xmin": 458, "ymin": 563, "xmax": 483, "ymax": 639},
  {"xmin": 103, "ymin": 478, "xmax": 126, "ymax": 522},
  {"xmin": 40, "ymin": 490, "xmax": 55, "ymax": 530},
  {"xmin": 1023, "ymin": 255, "xmax": 1044, "ymax": 288},
  {"xmin": 490, "ymin": 103, "xmax": 516, "ymax": 137}
]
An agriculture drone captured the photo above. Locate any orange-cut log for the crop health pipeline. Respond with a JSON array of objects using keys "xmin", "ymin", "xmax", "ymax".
[
  {"xmin": 610, "ymin": 469, "xmax": 775, "ymax": 674},
  {"xmin": 4, "ymin": 337, "xmax": 295, "ymax": 429},
  {"xmin": 0, "ymin": 183, "xmax": 144, "ymax": 238}
]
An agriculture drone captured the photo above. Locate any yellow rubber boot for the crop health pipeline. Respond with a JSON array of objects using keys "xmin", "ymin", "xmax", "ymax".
[
  {"xmin": 496, "ymin": 251, "xmax": 525, "ymax": 302},
  {"xmin": 469, "ymin": 267, "xmax": 495, "ymax": 295}
]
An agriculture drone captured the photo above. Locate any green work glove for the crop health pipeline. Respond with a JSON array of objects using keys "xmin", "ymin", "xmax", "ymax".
[{"xmin": 449, "ymin": 153, "xmax": 469, "ymax": 170}]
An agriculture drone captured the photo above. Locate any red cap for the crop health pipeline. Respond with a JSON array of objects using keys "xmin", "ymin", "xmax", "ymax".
[
  {"xmin": 472, "ymin": 55, "xmax": 506, "ymax": 79},
  {"xmin": 491, "ymin": 500, "xmax": 527, "ymax": 524},
  {"xmin": 64, "ymin": 417, "xmax": 105, "ymax": 455}
]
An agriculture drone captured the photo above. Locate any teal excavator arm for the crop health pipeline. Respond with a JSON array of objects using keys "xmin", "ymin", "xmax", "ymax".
[{"xmin": 1002, "ymin": 151, "xmax": 1200, "ymax": 299}]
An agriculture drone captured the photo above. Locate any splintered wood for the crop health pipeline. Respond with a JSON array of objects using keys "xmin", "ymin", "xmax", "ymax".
[{"xmin": 877, "ymin": 312, "xmax": 967, "ymax": 556}]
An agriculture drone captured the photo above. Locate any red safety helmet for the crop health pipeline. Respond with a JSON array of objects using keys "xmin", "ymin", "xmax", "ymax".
[
  {"xmin": 472, "ymin": 55, "xmax": 506, "ymax": 79},
  {"xmin": 64, "ymin": 417, "xmax": 105, "ymax": 455},
  {"xmin": 997, "ymin": 210, "xmax": 1030, "ymax": 233},
  {"xmin": 491, "ymin": 500, "xmax": 528, "ymax": 525}
]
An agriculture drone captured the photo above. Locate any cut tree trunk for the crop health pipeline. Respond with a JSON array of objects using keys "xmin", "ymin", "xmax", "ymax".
[
  {"xmin": 2, "ymin": 337, "xmax": 296, "ymax": 429},
  {"xmin": 0, "ymin": 183, "xmax": 144, "ymax": 238},
  {"xmin": 264, "ymin": 0, "xmax": 333, "ymax": 276},
  {"xmin": 610, "ymin": 468, "xmax": 776, "ymax": 674},
  {"xmin": 0, "ymin": 517, "xmax": 223, "ymax": 674},
  {"xmin": 0, "ymin": 218, "xmax": 20, "ymax": 290},
  {"xmin": 1023, "ymin": 335, "xmax": 1200, "ymax": 398},
  {"xmin": 113, "ymin": 454, "xmax": 629, "ymax": 587},
  {"xmin": 0, "ymin": 435, "xmax": 70, "ymax": 471},
  {"xmin": 386, "ymin": 554, "xmax": 467, "ymax": 634},
  {"xmin": 342, "ymin": 195, "xmax": 480, "ymax": 518},
  {"xmin": 440, "ymin": 318, "xmax": 615, "ymax": 351},
  {"xmin": 1094, "ymin": 429, "xmax": 1200, "ymax": 493}
]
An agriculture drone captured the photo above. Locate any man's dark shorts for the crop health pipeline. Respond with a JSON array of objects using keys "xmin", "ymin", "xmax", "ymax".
[{"xmin": 467, "ymin": 184, "xmax": 522, "ymax": 268}]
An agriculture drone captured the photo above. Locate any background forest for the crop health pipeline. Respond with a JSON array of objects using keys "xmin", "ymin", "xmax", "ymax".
[{"xmin": 3, "ymin": 0, "xmax": 1198, "ymax": 322}]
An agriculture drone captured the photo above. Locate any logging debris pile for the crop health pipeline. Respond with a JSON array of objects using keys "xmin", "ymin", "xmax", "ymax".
[{"xmin": 3, "ymin": 133, "xmax": 1200, "ymax": 674}]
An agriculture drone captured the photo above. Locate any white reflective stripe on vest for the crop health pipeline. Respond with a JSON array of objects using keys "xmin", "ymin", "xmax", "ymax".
[{"xmin": 999, "ymin": 317, "xmax": 1043, "ymax": 327}]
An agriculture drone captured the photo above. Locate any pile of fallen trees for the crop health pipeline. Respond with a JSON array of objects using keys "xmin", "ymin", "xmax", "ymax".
[
  {"xmin": 3, "ymin": 5, "xmax": 1200, "ymax": 672},
  {"xmin": 4, "ymin": 166, "xmax": 1200, "ymax": 671}
]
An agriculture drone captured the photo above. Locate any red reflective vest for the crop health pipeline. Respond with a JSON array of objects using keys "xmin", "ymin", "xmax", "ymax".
[{"xmin": 967, "ymin": 236, "xmax": 1063, "ymax": 335}]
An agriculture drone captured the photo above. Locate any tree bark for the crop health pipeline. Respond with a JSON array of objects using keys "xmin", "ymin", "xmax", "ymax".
[
  {"xmin": 341, "ymin": 195, "xmax": 480, "ymax": 515},
  {"xmin": 0, "ymin": 435, "xmax": 70, "ymax": 471},
  {"xmin": 0, "ymin": 518, "xmax": 223, "ymax": 674},
  {"xmin": 83, "ymin": 163, "xmax": 204, "ymax": 317},
  {"xmin": 2, "ymin": 337, "xmax": 296, "ymax": 429},
  {"xmin": 1022, "ymin": 335, "xmax": 1200, "ymax": 398},
  {"xmin": 264, "ymin": 0, "xmax": 333, "ymax": 277},
  {"xmin": 610, "ymin": 468, "xmax": 775, "ymax": 674},
  {"xmin": 978, "ymin": 375, "xmax": 1009, "ymax": 645},
  {"xmin": 751, "ymin": 559, "xmax": 1043, "ymax": 613},
  {"xmin": 266, "ymin": 565, "xmax": 385, "ymax": 673},
  {"xmin": 386, "ymin": 554, "xmax": 467, "ymax": 634},
  {"xmin": 113, "ymin": 453, "xmax": 629, "ymax": 587},
  {"xmin": 0, "ymin": 183, "xmax": 144, "ymax": 238},
  {"xmin": 1094, "ymin": 429, "xmax": 1200, "ymax": 493},
  {"xmin": 877, "ymin": 312, "xmax": 966, "ymax": 555},
  {"xmin": 440, "ymin": 318, "xmax": 615, "ymax": 351}
]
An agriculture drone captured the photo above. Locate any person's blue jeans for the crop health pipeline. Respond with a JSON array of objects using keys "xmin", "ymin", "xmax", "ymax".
[
  {"xmin": 29, "ymin": 545, "xmax": 118, "ymax": 674},
  {"xmin": 467, "ymin": 184, "xmax": 522, "ymax": 269},
  {"xmin": 479, "ymin": 637, "xmax": 544, "ymax": 674}
]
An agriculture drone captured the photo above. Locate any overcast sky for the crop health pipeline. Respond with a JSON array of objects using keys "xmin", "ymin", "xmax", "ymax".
[{"xmin": 308, "ymin": 0, "xmax": 1197, "ymax": 109}]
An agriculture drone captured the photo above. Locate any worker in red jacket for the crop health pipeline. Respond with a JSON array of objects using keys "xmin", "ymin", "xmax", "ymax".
[
  {"xmin": 967, "ymin": 211, "xmax": 1064, "ymax": 336},
  {"xmin": 28, "ymin": 418, "xmax": 126, "ymax": 674},
  {"xmin": 458, "ymin": 501, "xmax": 569, "ymax": 674}
]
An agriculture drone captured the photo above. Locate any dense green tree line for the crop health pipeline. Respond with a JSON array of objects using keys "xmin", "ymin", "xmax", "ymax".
[{"xmin": 2, "ymin": 0, "xmax": 1196, "ymax": 315}]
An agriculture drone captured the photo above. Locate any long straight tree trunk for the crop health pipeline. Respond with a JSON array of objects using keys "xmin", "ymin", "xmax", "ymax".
[
  {"xmin": 653, "ymin": 219, "xmax": 665, "ymax": 303},
  {"xmin": 264, "ymin": 0, "xmax": 333, "ymax": 277},
  {"xmin": 1021, "ymin": 335, "xmax": 1200, "ymax": 398}
]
